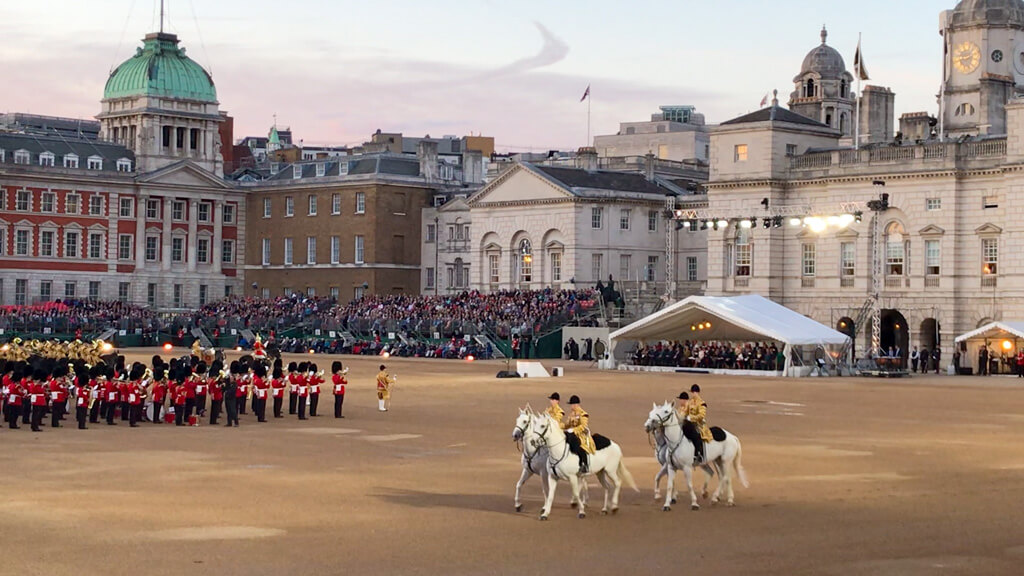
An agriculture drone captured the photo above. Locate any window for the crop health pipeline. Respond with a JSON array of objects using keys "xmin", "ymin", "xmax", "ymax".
[
  {"xmin": 802, "ymin": 244, "xmax": 816, "ymax": 276},
  {"xmin": 687, "ymin": 257, "xmax": 698, "ymax": 282},
  {"xmin": 222, "ymin": 204, "xmax": 235, "ymax": 223},
  {"xmin": 88, "ymin": 233, "xmax": 103, "ymax": 259},
  {"xmin": 120, "ymin": 197, "xmax": 134, "ymax": 218},
  {"xmin": 141, "ymin": 236, "xmax": 157, "ymax": 261},
  {"xmin": 284, "ymin": 237, "xmax": 294, "ymax": 265},
  {"xmin": 198, "ymin": 203, "xmax": 210, "ymax": 222},
  {"xmin": 307, "ymin": 287, "xmax": 316, "ymax": 297},
  {"xmin": 269, "ymin": 163, "xmax": 280, "ymax": 175},
  {"xmin": 64, "ymin": 154, "xmax": 78, "ymax": 169},
  {"xmin": 619, "ymin": 209, "xmax": 631, "ymax": 230},
  {"xmin": 16, "ymin": 190, "xmax": 30, "ymax": 211},
  {"xmin": 308, "ymin": 194, "xmax": 317, "ymax": 216},
  {"xmin": 65, "ymin": 231, "xmax": 80, "ymax": 258},
  {"xmin": 224, "ymin": 285, "xmax": 233, "ymax": 298},
  {"xmin": 64, "ymin": 281, "xmax": 76, "ymax": 299},
  {"xmin": 118, "ymin": 282, "xmax": 130, "ymax": 302},
  {"xmin": 40, "ymin": 230, "xmax": 54, "ymax": 257},
  {"xmin": 488, "ymin": 254, "xmax": 500, "ymax": 284},
  {"xmin": 172, "ymin": 201, "xmax": 185, "ymax": 221},
  {"xmin": 15, "ymin": 230, "xmax": 30, "ymax": 256},
  {"xmin": 307, "ymin": 236, "xmax": 316, "ymax": 265},
  {"xmin": 592, "ymin": 253, "xmax": 603, "ymax": 280},
  {"xmin": 354, "ymin": 235, "xmax": 364, "ymax": 264},
  {"xmin": 173, "ymin": 284, "xmax": 183, "ymax": 308},
  {"xmin": 89, "ymin": 195, "xmax": 104, "ymax": 216},
  {"xmin": 983, "ymin": 238, "xmax": 998, "ymax": 275},
  {"xmin": 648, "ymin": 210, "xmax": 658, "ymax": 232},
  {"xmin": 262, "ymin": 238, "xmax": 271, "ymax": 265},
  {"xmin": 41, "ymin": 192, "xmax": 55, "ymax": 213},
  {"xmin": 550, "ymin": 252, "xmax": 562, "ymax": 282},
  {"xmin": 330, "ymin": 236, "xmax": 340, "ymax": 264},
  {"xmin": 147, "ymin": 283, "xmax": 157, "ymax": 307},
  {"xmin": 840, "ymin": 242, "xmax": 855, "ymax": 277},
  {"xmin": 87, "ymin": 156, "xmax": 102, "ymax": 170},
  {"xmin": 119, "ymin": 234, "xmax": 133, "ymax": 260},
  {"xmin": 66, "ymin": 193, "xmax": 80, "ymax": 215},
  {"xmin": 426, "ymin": 267, "xmax": 436, "ymax": 289},
  {"xmin": 646, "ymin": 255, "xmax": 658, "ymax": 281},
  {"xmin": 14, "ymin": 150, "xmax": 29, "ymax": 165},
  {"xmin": 197, "ymin": 238, "xmax": 209, "ymax": 264},
  {"xmin": 885, "ymin": 222, "xmax": 906, "ymax": 276},
  {"xmin": 426, "ymin": 224, "xmax": 436, "ymax": 243},
  {"xmin": 620, "ymin": 254, "xmax": 632, "ymax": 280},
  {"xmin": 117, "ymin": 159, "xmax": 131, "ymax": 172},
  {"xmin": 293, "ymin": 165, "xmax": 302, "ymax": 179},
  {"xmin": 331, "ymin": 193, "xmax": 341, "ymax": 214},
  {"xmin": 199, "ymin": 284, "xmax": 208, "ymax": 306},
  {"xmin": 355, "ymin": 192, "xmax": 366, "ymax": 214},
  {"xmin": 786, "ymin": 144, "xmax": 798, "ymax": 156},
  {"xmin": 354, "ymin": 285, "xmax": 365, "ymax": 300},
  {"xmin": 732, "ymin": 228, "xmax": 751, "ymax": 277},
  {"xmin": 330, "ymin": 287, "xmax": 339, "ymax": 299},
  {"xmin": 925, "ymin": 240, "xmax": 940, "ymax": 275},
  {"xmin": 88, "ymin": 281, "xmax": 100, "ymax": 300},
  {"xmin": 983, "ymin": 195, "xmax": 998, "ymax": 209},
  {"xmin": 591, "ymin": 207, "xmax": 603, "ymax": 229},
  {"xmin": 40, "ymin": 280, "xmax": 52, "ymax": 301},
  {"xmin": 171, "ymin": 237, "xmax": 184, "ymax": 262},
  {"xmin": 285, "ymin": 196, "xmax": 294, "ymax": 217},
  {"xmin": 518, "ymin": 239, "xmax": 533, "ymax": 282},
  {"xmin": 263, "ymin": 198, "xmax": 272, "ymax": 218},
  {"xmin": 926, "ymin": 198, "xmax": 942, "ymax": 211},
  {"xmin": 221, "ymin": 240, "xmax": 234, "ymax": 264},
  {"xmin": 316, "ymin": 163, "xmax": 326, "ymax": 177},
  {"xmin": 734, "ymin": 144, "xmax": 748, "ymax": 162},
  {"xmin": 15, "ymin": 279, "xmax": 27, "ymax": 306},
  {"xmin": 261, "ymin": 288, "xmax": 270, "ymax": 299},
  {"xmin": 146, "ymin": 199, "xmax": 159, "ymax": 219}
]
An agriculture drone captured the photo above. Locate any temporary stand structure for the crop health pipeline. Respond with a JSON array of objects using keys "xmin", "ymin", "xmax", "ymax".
[{"xmin": 954, "ymin": 321, "xmax": 1024, "ymax": 375}]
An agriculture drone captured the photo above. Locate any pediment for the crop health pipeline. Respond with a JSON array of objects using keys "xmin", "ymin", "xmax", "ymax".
[
  {"xmin": 137, "ymin": 160, "xmax": 233, "ymax": 189},
  {"xmin": 975, "ymin": 223, "xmax": 1002, "ymax": 235},
  {"xmin": 468, "ymin": 163, "xmax": 573, "ymax": 206},
  {"xmin": 918, "ymin": 224, "xmax": 945, "ymax": 236},
  {"xmin": 482, "ymin": 242, "xmax": 502, "ymax": 252},
  {"xmin": 37, "ymin": 220, "xmax": 58, "ymax": 229},
  {"xmin": 64, "ymin": 222, "xmax": 83, "ymax": 230},
  {"xmin": 439, "ymin": 196, "xmax": 470, "ymax": 212},
  {"xmin": 87, "ymin": 223, "xmax": 107, "ymax": 231},
  {"xmin": 13, "ymin": 219, "xmax": 34, "ymax": 227},
  {"xmin": 834, "ymin": 227, "xmax": 860, "ymax": 239},
  {"xmin": 545, "ymin": 240, "xmax": 566, "ymax": 250},
  {"xmin": 145, "ymin": 226, "xmax": 162, "ymax": 234}
]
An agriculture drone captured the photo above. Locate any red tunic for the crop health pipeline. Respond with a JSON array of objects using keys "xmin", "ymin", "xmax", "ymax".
[
  {"xmin": 76, "ymin": 384, "xmax": 90, "ymax": 408},
  {"xmin": 185, "ymin": 376, "xmax": 197, "ymax": 400},
  {"xmin": 30, "ymin": 382, "xmax": 48, "ymax": 406},
  {"xmin": 253, "ymin": 376, "xmax": 269, "ymax": 400},
  {"xmin": 332, "ymin": 373, "xmax": 347, "ymax": 396},
  {"xmin": 209, "ymin": 377, "xmax": 223, "ymax": 401},
  {"xmin": 271, "ymin": 377, "xmax": 285, "ymax": 399},
  {"xmin": 297, "ymin": 374, "xmax": 309, "ymax": 398},
  {"xmin": 309, "ymin": 374, "xmax": 322, "ymax": 396},
  {"xmin": 6, "ymin": 381, "xmax": 24, "ymax": 407},
  {"xmin": 152, "ymin": 381, "xmax": 167, "ymax": 404},
  {"xmin": 128, "ymin": 381, "xmax": 143, "ymax": 406},
  {"xmin": 235, "ymin": 376, "xmax": 248, "ymax": 399}
]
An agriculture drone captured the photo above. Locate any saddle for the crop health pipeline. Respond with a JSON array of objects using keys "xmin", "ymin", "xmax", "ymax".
[
  {"xmin": 593, "ymin": 433, "xmax": 612, "ymax": 451},
  {"xmin": 710, "ymin": 426, "xmax": 727, "ymax": 442}
]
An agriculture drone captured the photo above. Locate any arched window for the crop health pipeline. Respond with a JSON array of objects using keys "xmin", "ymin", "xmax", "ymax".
[
  {"xmin": 839, "ymin": 113, "xmax": 848, "ymax": 135},
  {"xmin": 885, "ymin": 222, "xmax": 906, "ymax": 276},
  {"xmin": 805, "ymin": 79, "xmax": 816, "ymax": 98},
  {"xmin": 519, "ymin": 239, "xmax": 533, "ymax": 283},
  {"xmin": 840, "ymin": 79, "xmax": 849, "ymax": 99}
]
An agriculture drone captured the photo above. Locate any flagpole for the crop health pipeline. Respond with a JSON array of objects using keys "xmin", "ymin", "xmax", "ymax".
[
  {"xmin": 855, "ymin": 33, "xmax": 861, "ymax": 151},
  {"xmin": 587, "ymin": 88, "xmax": 592, "ymax": 146}
]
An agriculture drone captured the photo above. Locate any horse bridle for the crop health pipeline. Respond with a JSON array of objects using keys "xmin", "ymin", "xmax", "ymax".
[
  {"xmin": 514, "ymin": 414, "xmax": 542, "ymax": 473},
  {"xmin": 534, "ymin": 418, "xmax": 571, "ymax": 480},
  {"xmin": 651, "ymin": 409, "xmax": 687, "ymax": 468}
]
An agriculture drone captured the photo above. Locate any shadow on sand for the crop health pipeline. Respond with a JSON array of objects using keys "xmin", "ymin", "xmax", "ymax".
[{"xmin": 373, "ymin": 487, "xmax": 547, "ymax": 515}]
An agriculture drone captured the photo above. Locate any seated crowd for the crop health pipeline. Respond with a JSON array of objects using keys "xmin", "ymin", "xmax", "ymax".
[{"xmin": 631, "ymin": 341, "xmax": 784, "ymax": 371}]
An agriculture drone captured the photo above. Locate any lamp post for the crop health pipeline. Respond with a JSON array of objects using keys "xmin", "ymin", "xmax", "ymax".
[{"xmin": 434, "ymin": 216, "xmax": 440, "ymax": 296}]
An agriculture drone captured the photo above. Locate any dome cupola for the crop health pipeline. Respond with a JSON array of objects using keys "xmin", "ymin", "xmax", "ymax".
[
  {"xmin": 950, "ymin": 0, "xmax": 1024, "ymax": 29},
  {"xmin": 795, "ymin": 26, "xmax": 848, "ymax": 82},
  {"xmin": 103, "ymin": 32, "xmax": 217, "ymax": 102}
]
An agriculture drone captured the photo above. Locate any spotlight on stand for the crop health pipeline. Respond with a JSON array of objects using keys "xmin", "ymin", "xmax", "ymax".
[
  {"xmin": 700, "ymin": 220, "xmax": 709, "ymax": 231},
  {"xmin": 716, "ymin": 219, "xmax": 728, "ymax": 229},
  {"xmin": 789, "ymin": 217, "xmax": 802, "ymax": 227},
  {"xmin": 773, "ymin": 216, "xmax": 783, "ymax": 228},
  {"xmin": 763, "ymin": 218, "xmax": 772, "ymax": 229}
]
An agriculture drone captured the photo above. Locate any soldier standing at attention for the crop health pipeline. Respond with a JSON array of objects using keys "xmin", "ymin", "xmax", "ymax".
[
  {"xmin": 252, "ymin": 363, "xmax": 269, "ymax": 423},
  {"xmin": 208, "ymin": 361, "xmax": 225, "ymax": 426},
  {"xmin": 376, "ymin": 365, "xmax": 395, "ymax": 412},
  {"xmin": 308, "ymin": 363, "xmax": 322, "ymax": 417},
  {"xmin": 151, "ymin": 367, "xmax": 167, "ymax": 424},
  {"xmin": 287, "ymin": 362, "xmax": 300, "ymax": 415},
  {"xmin": 332, "ymin": 361, "xmax": 347, "ymax": 418},
  {"xmin": 271, "ymin": 366, "xmax": 286, "ymax": 418},
  {"xmin": 296, "ymin": 363, "xmax": 310, "ymax": 420}
]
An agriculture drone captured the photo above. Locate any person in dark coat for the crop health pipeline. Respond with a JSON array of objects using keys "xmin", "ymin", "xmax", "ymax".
[{"xmin": 223, "ymin": 361, "xmax": 240, "ymax": 427}]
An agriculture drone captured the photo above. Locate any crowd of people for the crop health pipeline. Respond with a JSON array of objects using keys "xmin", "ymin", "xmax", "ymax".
[{"xmin": 630, "ymin": 341, "xmax": 784, "ymax": 371}]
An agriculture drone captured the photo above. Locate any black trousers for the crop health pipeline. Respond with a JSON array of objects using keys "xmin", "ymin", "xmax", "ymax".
[
  {"xmin": 185, "ymin": 398, "xmax": 195, "ymax": 420},
  {"xmin": 51, "ymin": 401, "xmax": 64, "ymax": 427},
  {"xmin": 310, "ymin": 394, "xmax": 319, "ymax": 417},
  {"xmin": 196, "ymin": 394, "xmax": 208, "ymax": 416},
  {"xmin": 6, "ymin": 404, "xmax": 20, "ymax": 428},
  {"xmin": 175, "ymin": 405, "xmax": 185, "ymax": 426},
  {"xmin": 209, "ymin": 399, "xmax": 222, "ymax": 425},
  {"xmin": 89, "ymin": 401, "xmax": 101, "ymax": 423},
  {"xmin": 129, "ymin": 404, "xmax": 141, "ymax": 427},
  {"xmin": 273, "ymin": 396, "xmax": 283, "ymax": 418},
  {"xmin": 256, "ymin": 397, "xmax": 267, "ymax": 422},
  {"xmin": 22, "ymin": 402, "xmax": 30, "ymax": 424},
  {"xmin": 297, "ymin": 396, "xmax": 307, "ymax": 420},
  {"xmin": 238, "ymin": 395, "xmax": 247, "ymax": 415},
  {"xmin": 31, "ymin": 405, "xmax": 45, "ymax": 431},
  {"xmin": 224, "ymin": 397, "xmax": 239, "ymax": 426},
  {"xmin": 152, "ymin": 401, "xmax": 163, "ymax": 424},
  {"xmin": 288, "ymin": 394, "xmax": 297, "ymax": 415},
  {"xmin": 77, "ymin": 406, "xmax": 88, "ymax": 429},
  {"xmin": 334, "ymin": 394, "xmax": 345, "ymax": 418},
  {"xmin": 682, "ymin": 423, "xmax": 705, "ymax": 463},
  {"xmin": 120, "ymin": 401, "xmax": 129, "ymax": 421},
  {"xmin": 105, "ymin": 402, "xmax": 116, "ymax": 425}
]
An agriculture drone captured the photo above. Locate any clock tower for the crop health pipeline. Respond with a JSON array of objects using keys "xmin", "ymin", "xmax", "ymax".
[{"xmin": 940, "ymin": 0, "xmax": 1024, "ymax": 136}]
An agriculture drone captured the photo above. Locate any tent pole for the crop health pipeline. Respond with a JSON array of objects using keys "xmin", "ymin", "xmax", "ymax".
[{"xmin": 783, "ymin": 343, "xmax": 792, "ymax": 376}]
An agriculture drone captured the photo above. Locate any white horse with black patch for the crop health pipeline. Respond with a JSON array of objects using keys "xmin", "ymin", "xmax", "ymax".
[
  {"xmin": 512, "ymin": 407, "xmax": 588, "ymax": 513},
  {"xmin": 645, "ymin": 410, "xmax": 719, "ymax": 503},
  {"xmin": 530, "ymin": 412, "xmax": 638, "ymax": 520},
  {"xmin": 646, "ymin": 402, "xmax": 748, "ymax": 511}
]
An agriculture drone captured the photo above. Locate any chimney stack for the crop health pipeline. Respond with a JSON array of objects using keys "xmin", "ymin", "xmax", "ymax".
[
  {"xmin": 462, "ymin": 150, "xmax": 483, "ymax": 185},
  {"xmin": 418, "ymin": 140, "xmax": 439, "ymax": 182},
  {"xmin": 577, "ymin": 146, "xmax": 599, "ymax": 173},
  {"xmin": 644, "ymin": 152, "xmax": 656, "ymax": 182}
]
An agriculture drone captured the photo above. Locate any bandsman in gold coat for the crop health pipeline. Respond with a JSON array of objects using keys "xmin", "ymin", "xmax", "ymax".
[
  {"xmin": 686, "ymin": 384, "xmax": 712, "ymax": 443},
  {"xmin": 545, "ymin": 392, "xmax": 565, "ymax": 426},
  {"xmin": 376, "ymin": 364, "xmax": 396, "ymax": 412}
]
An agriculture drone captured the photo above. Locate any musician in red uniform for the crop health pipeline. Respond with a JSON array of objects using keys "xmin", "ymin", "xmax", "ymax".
[
  {"xmin": 172, "ymin": 370, "xmax": 188, "ymax": 426},
  {"xmin": 271, "ymin": 366, "xmax": 285, "ymax": 418},
  {"xmin": 5, "ymin": 366, "xmax": 24, "ymax": 429},
  {"xmin": 287, "ymin": 362, "xmax": 300, "ymax": 415},
  {"xmin": 127, "ymin": 365, "xmax": 145, "ymax": 428},
  {"xmin": 88, "ymin": 367, "xmax": 103, "ymax": 424},
  {"xmin": 30, "ymin": 369, "xmax": 48, "ymax": 432},
  {"xmin": 151, "ymin": 367, "xmax": 167, "ymax": 424},
  {"xmin": 184, "ymin": 367, "xmax": 198, "ymax": 420},
  {"xmin": 208, "ymin": 361, "xmax": 224, "ymax": 426},
  {"xmin": 75, "ymin": 371, "xmax": 91, "ymax": 430},
  {"xmin": 49, "ymin": 367, "xmax": 68, "ymax": 428},
  {"xmin": 296, "ymin": 362, "xmax": 309, "ymax": 421},
  {"xmin": 194, "ymin": 362, "xmax": 209, "ymax": 417},
  {"xmin": 118, "ymin": 375, "xmax": 130, "ymax": 422},
  {"xmin": 252, "ymin": 364, "xmax": 269, "ymax": 422},
  {"xmin": 235, "ymin": 365, "xmax": 249, "ymax": 416},
  {"xmin": 103, "ymin": 370, "xmax": 119, "ymax": 425},
  {"xmin": 308, "ymin": 363, "xmax": 322, "ymax": 417},
  {"xmin": 332, "ymin": 361, "xmax": 347, "ymax": 418}
]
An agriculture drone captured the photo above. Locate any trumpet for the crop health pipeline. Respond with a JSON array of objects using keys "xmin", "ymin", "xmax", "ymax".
[
  {"xmin": 316, "ymin": 369, "xmax": 325, "ymax": 379},
  {"xmin": 341, "ymin": 367, "xmax": 350, "ymax": 375}
]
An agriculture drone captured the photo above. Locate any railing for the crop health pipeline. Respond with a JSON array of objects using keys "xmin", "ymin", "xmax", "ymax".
[
  {"xmin": 840, "ymin": 277, "xmax": 855, "ymax": 288},
  {"xmin": 734, "ymin": 277, "xmax": 749, "ymax": 287},
  {"xmin": 959, "ymin": 139, "xmax": 1006, "ymax": 158},
  {"xmin": 885, "ymin": 276, "xmax": 907, "ymax": 288},
  {"xmin": 791, "ymin": 153, "xmax": 832, "ymax": 170},
  {"xmin": 982, "ymin": 276, "xmax": 998, "ymax": 287},
  {"xmin": 869, "ymin": 147, "xmax": 914, "ymax": 162},
  {"xmin": 801, "ymin": 277, "xmax": 815, "ymax": 288},
  {"xmin": 923, "ymin": 145, "xmax": 946, "ymax": 159},
  {"xmin": 925, "ymin": 275, "xmax": 940, "ymax": 288}
]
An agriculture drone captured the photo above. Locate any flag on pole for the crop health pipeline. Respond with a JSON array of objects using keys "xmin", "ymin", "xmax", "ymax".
[
  {"xmin": 854, "ymin": 37, "xmax": 869, "ymax": 81},
  {"xmin": 760, "ymin": 92, "xmax": 770, "ymax": 107},
  {"xmin": 580, "ymin": 84, "xmax": 590, "ymax": 102}
]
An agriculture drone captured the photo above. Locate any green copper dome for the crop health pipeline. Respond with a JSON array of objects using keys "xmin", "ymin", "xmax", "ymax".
[{"xmin": 103, "ymin": 32, "xmax": 217, "ymax": 102}]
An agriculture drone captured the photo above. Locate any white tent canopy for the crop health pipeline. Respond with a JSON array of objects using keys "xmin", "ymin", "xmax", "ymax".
[
  {"xmin": 954, "ymin": 321, "xmax": 1024, "ymax": 344},
  {"xmin": 610, "ymin": 294, "xmax": 850, "ymax": 374}
]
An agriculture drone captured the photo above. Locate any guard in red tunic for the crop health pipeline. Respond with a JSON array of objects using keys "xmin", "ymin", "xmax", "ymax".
[
  {"xmin": 118, "ymin": 375, "xmax": 130, "ymax": 422},
  {"xmin": 172, "ymin": 371, "xmax": 188, "ymax": 426},
  {"xmin": 308, "ymin": 363, "xmax": 323, "ymax": 417},
  {"xmin": 296, "ymin": 363, "xmax": 309, "ymax": 421},
  {"xmin": 88, "ymin": 367, "xmax": 103, "ymax": 423},
  {"xmin": 49, "ymin": 368, "xmax": 68, "ymax": 428},
  {"xmin": 184, "ymin": 367, "xmax": 198, "ymax": 420},
  {"xmin": 252, "ymin": 364, "xmax": 269, "ymax": 422},
  {"xmin": 194, "ymin": 362, "xmax": 209, "ymax": 417},
  {"xmin": 103, "ymin": 371, "xmax": 119, "ymax": 425},
  {"xmin": 30, "ymin": 369, "xmax": 48, "ymax": 432},
  {"xmin": 271, "ymin": 366, "xmax": 286, "ymax": 418},
  {"xmin": 75, "ymin": 373, "xmax": 91, "ymax": 430},
  {"xmin": 208, "ymin": 361, "xmax": 224, "ymax": 425},
  {"xmin": 5, "ymin": 366, "xmax": 24, "ymax": 429},
  {"xmin": 235, "ymin": 367, "xmax": 249, "ymax": 416},
  {"xmin": 332, "ymin": 361, "xmax": 347, "ymax": 418},
  {"xmin": 127, "ymin": 365, "xmax": 146, "ymax": 428},
  {"xmin": 287, "ymin": 362, "xmax": 300, "ymax": 415},
  {"xmin": 151, "ymin": 367, "xmax": 167, "ymax": 424}
]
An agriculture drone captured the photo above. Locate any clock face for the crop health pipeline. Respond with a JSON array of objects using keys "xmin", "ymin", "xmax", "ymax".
[
  {"xmin": 954, "ymin": 41, "xmax": 981, "ymax": 74},
  {"xmin": 993, "ymin": 49, "xmax": 1004, "ymax": 62}
]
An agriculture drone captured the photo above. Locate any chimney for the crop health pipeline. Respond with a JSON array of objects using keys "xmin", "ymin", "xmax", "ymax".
[
  {"xmin": 462, "ymin": 150, "xmax": 483, "ymax": 185},
  {"xmin": 577, "ymin": 146, "xmax": 599, "ymax": 172},
  {"xmin": 418, "ymin": 140, "xmax": 438, "ymax": 182},
  {"xmin": 644, "ymin": 152, "xmax": 656, "ymax": 182}
]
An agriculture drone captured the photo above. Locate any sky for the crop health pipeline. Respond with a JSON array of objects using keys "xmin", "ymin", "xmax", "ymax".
[{"xmin": 1, "ymin": 0, "xmax": 951, "ymax": 152}]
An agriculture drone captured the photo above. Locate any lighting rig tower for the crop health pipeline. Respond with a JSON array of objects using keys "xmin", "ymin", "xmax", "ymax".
[{"xmin": 866, "ymin": 181, "xmax": 889, "ymax": 358}]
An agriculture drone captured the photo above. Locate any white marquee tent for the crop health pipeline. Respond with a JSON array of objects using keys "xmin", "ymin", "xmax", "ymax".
[
  {"xmin": 609, "ymin": 294, "xmax": 850, "ymax": 375},
  {"xmin": 954, "ymin": 321, "xmax": 1024, "ymax": 374}
]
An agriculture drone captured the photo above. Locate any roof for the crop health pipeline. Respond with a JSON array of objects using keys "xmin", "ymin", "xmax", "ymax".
[
  {"xmin": 797, "ymin": 27, "xmax": 847, "ymax": 80},
  {"xmin": 610, "ymin": 294, "xmax": 850, "ymax": 348},
  {"xmin": 721, "ymin": 106, "xmax": 830, "ymax": 128},
  {"xmin": 531, "ymin": 165, "xmax": 686, "ymax": 197},
  {"xmin": 0, "ymin": 132, "xmax": 134, "ymax": 173},
  {"xmin": 104, "ymin": 32, "xmax": 217, "ymax": 102},
  {"xmin": 954, "ymin": 321, "xmax": 1024, "ymax": 343},
  {"xmin": 255, "ymin": 154, "xmax": 422, "ymax": 183},
  {"xmin": 951, "ymin": 0, "xmax": 1024, "ymax": 28}
]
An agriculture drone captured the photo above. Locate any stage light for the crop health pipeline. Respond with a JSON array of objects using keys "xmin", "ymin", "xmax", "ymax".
[
  {"xmin": 805, "ymin": 217, "xmax": 827, "ymax": 233},
  {"xmin": 674, "ymin": 209, "xmax": 684, "ymax": 218},
  {"xmin": 682, "ymin": 220, "xmax": 691, "ymax": 228},
  {"xmin": 773, "ymin": 216, "xmax": 783, "ymax": 228},
  {"xmin": 705, "ymin": 321, "xmax": 712, "ymax": 328},
  {"xmin": 717, "ymin": 219, "xmax": 729, "ymax": 229},
  {"xmin": 711, "ymin": 221, "xmax": 719, "ymax": 231},
  {"xmin": 700, "ymin": 220, "xmax": 708, "ymax": 231},
  {"xmin": 854, "ymin": 211, "xmax": 863, "ymax": 223},
  {"xmin": 763, "ymin": 218, "xmax": 771, "ymax": 229},
  {"xmin": 100, "ymin": 342, "xmax": 113, "ymax": 353},
  {"xmin": 235, "ymin": 346, "xmax": 243, "ymax": 351},
  {"xmin": 382, "ymin": 351, "xmax": 391, "ymax": 358},
  {"xmin": 838, "ymin": 214, "xmax": 855, "ymax": 227},
  {"xmin": 1003, "ymin": 340, "xmax": 1013, "ymax": 351},
  {"xmin": 691, "ymin": 325, "xmax": 696, "ymax": 331},
  {"xmin": 466, "ymin": 355, "xmax": 475, "ymax": 362},
  {"xmin": 826, "ymin": 215, "xmax": 840, "ymax": 227},
  {"xmin": 163, "ymin": 343, "xmax": 173, "ymax": 351},
  {"xmin": 308, "ymin": 349, "xmax": 316, "ymax": 354},
  {"xmin": 740, "ymin": 219, "xmax": 752, "ymax": 229},
  {"xmin": 698, "ymin": 323, "xmax": 705, "ymax": 329},
  {"xmin": 839, "ymin": 321, "xmax": 847, "ymax": 328},
  {"xmin": 789, "ymin": 217, "xmax": 802, "ymax": 227}
]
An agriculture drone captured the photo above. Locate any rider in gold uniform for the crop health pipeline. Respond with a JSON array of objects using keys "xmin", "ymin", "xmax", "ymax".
[
  {"xmin": 545, "ymin": 392, "xmax": 565, "ymax": 426},
  {"xmin": 566, "ymin": 395, "xmax": 595, "ymax": 472},
  {"xmin": 686, "ymin": 384, "xmax": 712, "ymax": 443}
]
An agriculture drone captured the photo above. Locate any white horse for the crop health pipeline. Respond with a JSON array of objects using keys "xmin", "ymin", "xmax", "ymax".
[
  {"xmin": 645, "ymin": 413, "xmax": 720, "ymax": 503},
  {"xmin": 512, "ymin": 407, "xmax": 550, "ymax": 512},
  {"xmin": 530, "ymin": 413, "xmax": 638, "ymax": 520},
  {"xmin": 646, "ymin": 402, "xmax": 748, "ymax": 511}
]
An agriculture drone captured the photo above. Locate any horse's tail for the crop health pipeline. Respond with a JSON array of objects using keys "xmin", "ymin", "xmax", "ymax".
[
  {"xmin": 617, "ymin": 453, "xmax": 639, "ymax": 492},
  {"xmin": 733, "ymin": 438, "xmax": 749, "ymax": 488}
]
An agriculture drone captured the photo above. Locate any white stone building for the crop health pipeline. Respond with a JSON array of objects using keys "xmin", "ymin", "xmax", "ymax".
[{"xmin": 594, "ymin": 105, "xmax": 711, "ymax": 163}]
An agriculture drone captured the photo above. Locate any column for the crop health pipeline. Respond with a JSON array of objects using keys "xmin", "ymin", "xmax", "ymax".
[
  {"xmin": 212, "ymin": 200, "xmax": 223, "ymax": 274},
  {"xmin": 187, "ymin": 199, "xmax": 198, "ymax": 272},
  {"xmin": 135, "ymin": 195, "xmax": 147, "ymax": 271},
  {"xmin": 162, "ymin": 197, "xmax": 172, "ymax": 271},
  {"xmin": 170, "ymin": 121, "xmax": 177, "ymax": 157}
]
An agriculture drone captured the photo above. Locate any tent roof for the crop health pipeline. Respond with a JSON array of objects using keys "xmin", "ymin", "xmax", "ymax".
[
  {"xmin": 610, "ymin": 294, "xmax": 849, "ymax": 347},
  {"xmin": 954, "ymin": 321, "xmax": 1024, "ymax": 343}
]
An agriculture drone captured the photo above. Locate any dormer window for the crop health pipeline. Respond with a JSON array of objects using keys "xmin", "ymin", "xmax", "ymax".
[
  {"xmin": 87, "ymin": 156, "xmax": 103, "ymax": 170},
  {"xmin": 64, "ymin": 154, "xmax": 79, "ymax": 168},
  {"xmin": 270, "ymin": 162, "xmax": 280, "ymax": 175},
  {"xmin": 315, "ymin": 163, "xmax": 326, "ymax": 177},
  {"xmin": 14, "ymin": 150, "xmax": 30, "ymax": 165},
  {"xmin": 338, "ymin": 161, "xmax": 349, "ymax": 175},
  {"xmin": 292, "ymin": 164, "xmax": 302, "ymax": 179},
  {"xmin": 116, "ymin": 158, "xmax": 132, "ymax": 172},
  {"xmin": 804, "ymin": 78, "xmax": 815, "ymax": 98},
  {"xmin": 39, "ymin": 152, "xmax": 55, "ymax": 167}
]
